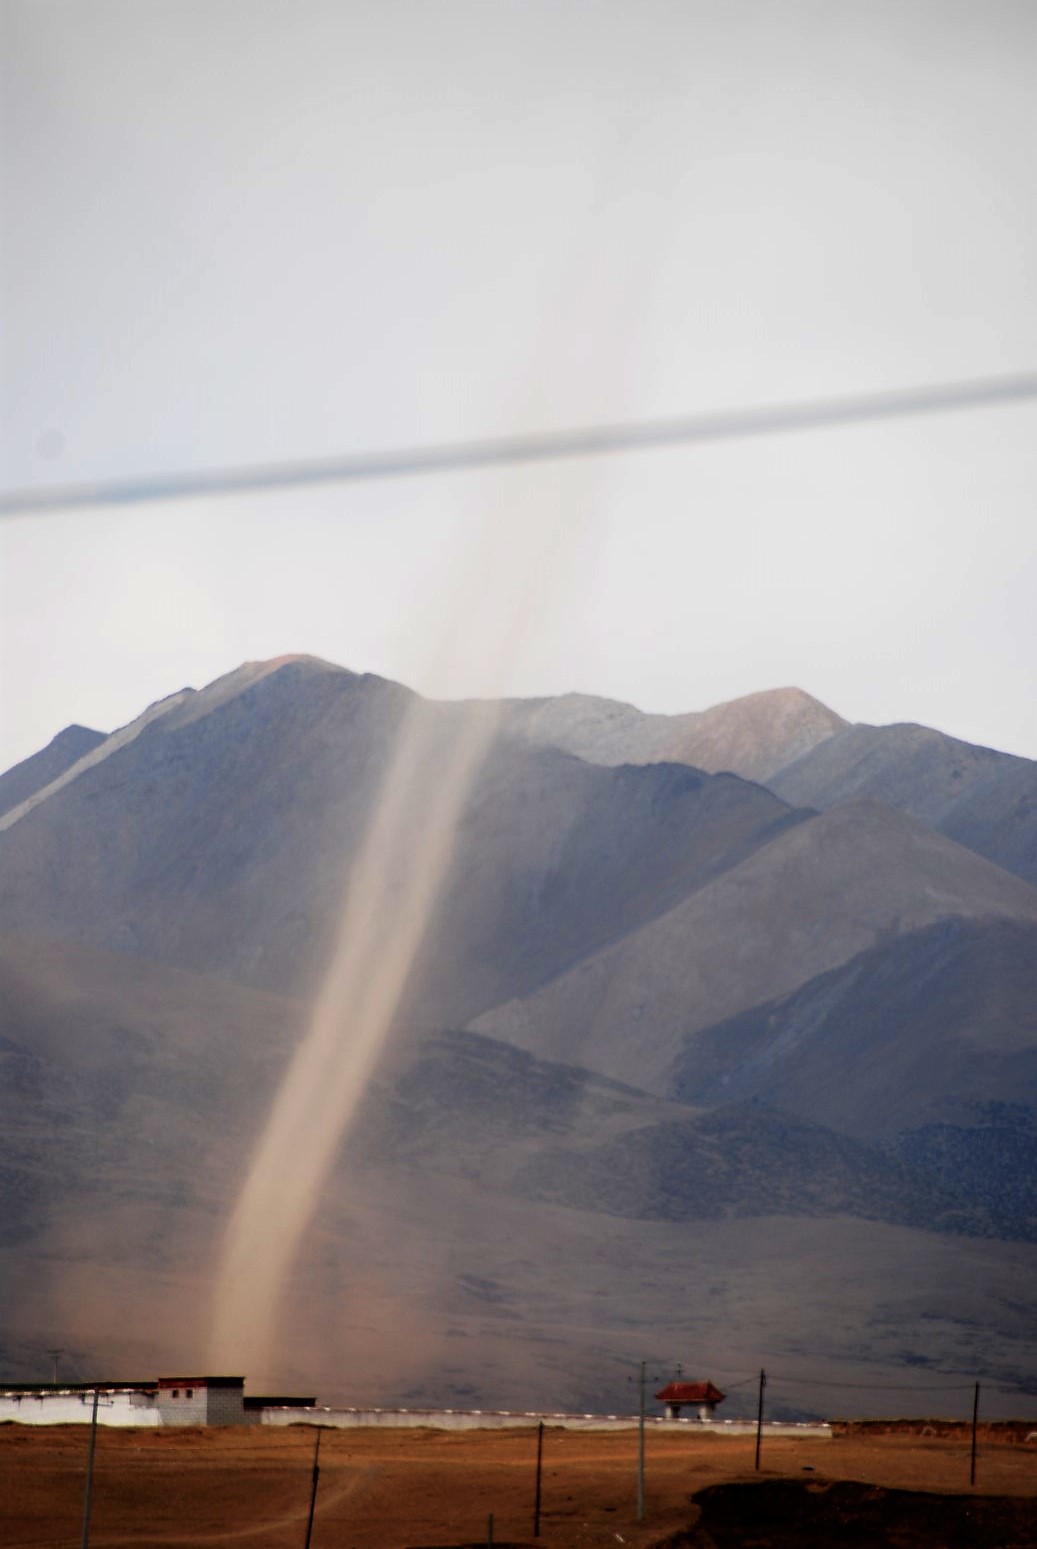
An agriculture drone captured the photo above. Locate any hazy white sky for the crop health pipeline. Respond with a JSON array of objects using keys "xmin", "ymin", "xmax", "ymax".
[{"xmin": 2, "ymin": 0, "xmax": 1036, "ymax": 770}]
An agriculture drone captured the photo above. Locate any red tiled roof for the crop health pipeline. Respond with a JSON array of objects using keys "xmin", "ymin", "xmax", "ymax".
[{"xmin": 655, "ymin": 1381, "xmax": 726, "ymax": 1405}]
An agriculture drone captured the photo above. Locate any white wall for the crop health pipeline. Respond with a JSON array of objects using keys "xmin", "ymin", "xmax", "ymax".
[
  {"xmin": 258, "ymin": 1406, "xmax": 832, "ymax": 1438},
  {"xmin": 206, "ymin": 1386, "xmax": 246, "ymax": 1425},
  {"xmin": 156, "ymin": 1385, "xmax": 209, "ymax": 1426},
  {"xmin": 0, "ymin": 1392, "xmax": 832, "ymax": 1438},
  {"xmin": 0, "ymin": 1390, "xmax": 161, "ymax": 1426}
]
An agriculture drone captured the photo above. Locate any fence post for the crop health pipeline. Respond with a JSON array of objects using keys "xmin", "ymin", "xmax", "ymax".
[
  {"xmin": 303, "ymin": 1427, "xmax": 322, "ymax": 1549},
  {"xmin": 637, "ymin": 1360, "xmax": 646, "ymax": 1522},
  {"xmin": 754, "ymin": 1370, "xmax": 766, "ymax": 1472},
  {"xmin": 533, "ymin": 1420, "xmax": 543, "ymax": 1537},
  {"xmin": 80, "ymin": 1390, "xmax": 99, "ymax": 1549}
]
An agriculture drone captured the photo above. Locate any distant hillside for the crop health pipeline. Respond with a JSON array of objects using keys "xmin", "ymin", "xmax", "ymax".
[
  {"xmin": 515, "ymin": 696, "xmax": 1037, "ymax": 893},
  {"xmin": 473, "ymin": 801, "xmax": 1037, "ymax": 1094},
  {"xmin": 671, "ymin": 913, "xmax": 1037, "ymax": 1134},
  {"xmin": 2, "ymin": 942, "xmax": 1034, "ymax": 1413},
  {"xmin": 506, "ymin": 685, "xmax": 846, "ymax": 781},
  {"xmin": 0, "ymin": 657, "xmax": 804, "ymax": 1022},
  {"xmin": 2, "ymin": 656, "xmax": 1037, "ymax": 1412},
  {"xmin": 768, "ymin": 722, "xmax": 1037, "ymax": 888}
]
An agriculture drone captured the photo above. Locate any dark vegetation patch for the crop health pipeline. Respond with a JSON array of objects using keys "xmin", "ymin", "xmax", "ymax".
[
  {"xmin": 657, "ymin": 1479, "xmax": 1037, "ymax": 1548},
  {"xmin": 509, "ymin": 1103, "xmax": 969, "ymax": 1231},
  {"xmin": 892, "ymin": 1105, "xmax": 1037, "ymax": 1242}
]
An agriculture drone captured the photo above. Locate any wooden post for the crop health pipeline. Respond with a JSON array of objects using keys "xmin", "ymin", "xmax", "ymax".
[
  {"xmin": 533, "ymin": 1420, "xmax": 543, "ymax": 1537},
  {"xmin": 80, "ymin": 1390, "xmax": 99, "ymax": 1549},
  {"xmin": 637, "ymin": 1360, "xmax": 646, "ymax": 1522},
  {"xmin": 970, "ymin": 1382, "xmax": 980, "ymax": 1488},
  {"xmin": 303, "ymin": 1427, "xmax": 322, "ymax": 1549},
  {"xmin": 754, "ymin": 1370, "xmax": 766, "ymax": 1472}
]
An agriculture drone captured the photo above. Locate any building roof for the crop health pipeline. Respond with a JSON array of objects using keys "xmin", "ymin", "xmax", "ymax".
[
  {"xmin": 156, "ymin": 1375, "xmax": 245, "ymax": 1389},
  {"xmin": 655, "ymin": 1381, "xmax": 726, "ymax": 1406},
  {"xmin": 243, "ymin": 1395, "xmax": 317, "ymax": 1409},
  {"xmin": 0, "ymin": 1381, "xmax": 156, "ymax": 1396}
]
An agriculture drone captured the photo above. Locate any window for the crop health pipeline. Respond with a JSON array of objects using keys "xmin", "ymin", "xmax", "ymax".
[
  {"xmin": 172, "ymin": 1389, "xmax": 179, "ymax": 1398},
  {"xmin": 186, "ymin": 1389, "xmax": 194, "ymax": 1399}
]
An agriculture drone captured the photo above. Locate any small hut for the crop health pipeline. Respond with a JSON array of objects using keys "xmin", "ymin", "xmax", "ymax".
[{"xmin": 655, "ymin": 1380, "xmax": 726, "ymax": 1421}]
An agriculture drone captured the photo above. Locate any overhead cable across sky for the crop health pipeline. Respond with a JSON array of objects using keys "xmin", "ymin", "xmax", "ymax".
[{"xmin": 3, "ymin": 370, "xmax": 1036, "ymax": 518}]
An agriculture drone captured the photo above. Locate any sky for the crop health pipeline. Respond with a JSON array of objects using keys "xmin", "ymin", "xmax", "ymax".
[{"xmin": 2, "ymin": 0, "xmax": 1036, "ymax": 772}]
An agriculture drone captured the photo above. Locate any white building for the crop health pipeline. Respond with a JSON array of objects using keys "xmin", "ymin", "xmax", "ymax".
[
  {"xmin": 0, "ymin": 1375, "xmax": 313, "ymax": 1427},
  {"xmin": 154, "ymin": 1376, "xmax": 248, "ymax": 1425}
]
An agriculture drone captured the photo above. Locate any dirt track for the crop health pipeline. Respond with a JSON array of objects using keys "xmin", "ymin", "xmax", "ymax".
[{"xmin": 1, "ymin": 1422, "xmax": 1035, "ymax": 1549}]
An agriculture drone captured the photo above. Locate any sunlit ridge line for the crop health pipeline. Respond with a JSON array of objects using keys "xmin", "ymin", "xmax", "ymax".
[{"xmin": 3, "ymin": 370, "xmax": 1036, "ymax": 516}]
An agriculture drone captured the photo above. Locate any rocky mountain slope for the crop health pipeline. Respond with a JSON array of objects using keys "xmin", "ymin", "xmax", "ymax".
[
  {"xmin": 766, "ymin": 722, "xmax": 1037, "ymax": 889},
  {"xmin": 2, "ymin": 939, "xmax": 1033, "ymax": 1414},
  {"xmin": 1, "ymin": 657, "xmax": 1036, "ymax": 1414},
  {"xmin": 504, "ymin": 684, "xmax": 846, "ymax": 781},
  {"xmin": 670, "ymin": 917, "xmax": 1037, "ymax": 1141},
  {"xmin": 510, "ymin": 691, "xmax": 1037, "ymax": 892},
  {"xmin": 0, "ymin": 658, "xmax": 806, "ymax": 1021},
  {"xmin": 473, "ymin": 801, "xmax": 1037, "ymax": 1094},
  {"xmin": 0, "ymin": 724, "xmax": 105, "ymax": 820}
]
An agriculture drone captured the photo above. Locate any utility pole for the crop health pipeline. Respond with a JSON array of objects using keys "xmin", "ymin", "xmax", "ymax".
[
  {"xmin": 303, "ymin": 1427, "xmax": 322, "ymax": 1549},
  {"xmin": 637, "ymin": 1359, "xmax": 646, "ymax": 1523},
  {"xmin": 970, "ymin": 1382, "xmax": 980, "ymax": 1488},
  {"xmin": 533, "ymin": 1420, "xmax": 543, "ymax": 1537},
  {"xmin": 47, "ymin": 1348, "xmax": 63, "ymax": 1384},
  {"xmin": 80, "ymin": 1390, "xmax": 99, "ymax": 1549},
  {"xmin": 754, "ymin": 1370, "xmax": 766, "ymax": 1472}
]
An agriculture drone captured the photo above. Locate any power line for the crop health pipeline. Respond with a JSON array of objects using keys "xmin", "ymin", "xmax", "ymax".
[
  {"xmin": 767, "ymin": 1374, "xmax": 978, "ymax": 1392},
  {"xmin": 2, "ymin": 370, "xmax": 1036, "ymax": 518},
  {"xmin": 703, "ymin": 1367, "xmax": 989, "ymax": 1394}
]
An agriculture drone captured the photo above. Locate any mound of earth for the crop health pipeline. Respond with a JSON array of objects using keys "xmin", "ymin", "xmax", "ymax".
[{"xmin": 662, "ymin": 1478, "xmax": 1037, "ymax": 1548}]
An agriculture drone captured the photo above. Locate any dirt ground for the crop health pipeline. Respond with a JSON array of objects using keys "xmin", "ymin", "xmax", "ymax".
[{"xmin": 1, "ymin": 1422, "xmax": 1034, "ymax": 1549}]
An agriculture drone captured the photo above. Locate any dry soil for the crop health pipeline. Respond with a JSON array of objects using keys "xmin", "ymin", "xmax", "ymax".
[{"xmin": 1, "ymin": 1422, "xmax": 1035, "ymax": 1549}]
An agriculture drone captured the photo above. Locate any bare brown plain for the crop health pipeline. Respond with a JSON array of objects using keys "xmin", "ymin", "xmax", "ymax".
[{"xmin": 1, "ymin": 1423, "xmax": 1035, "ymax": 1549}]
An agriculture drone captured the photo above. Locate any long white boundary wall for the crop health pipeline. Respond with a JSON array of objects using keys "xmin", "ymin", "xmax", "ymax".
[
  {"xmin": 259, "ymin": 1406, "xmax": 832, "ymax": 1439},
  {"xmin": 0, "ymin": 1391, "xmax": 831, "ymax": 1437},
  {"xmin": 0, "ymin": 1390, "xmax": 162, "ymax": 1427}
]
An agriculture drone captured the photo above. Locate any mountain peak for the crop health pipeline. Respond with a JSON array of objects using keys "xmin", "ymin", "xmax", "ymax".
[
  {"xmin": 247, "ymin": 652, "xmax": 353, "ymax": 675},
  {"xmin": 654, "ymin": 685, "xmax": 846, "ymax": 782},
  {"xmin": 0, "ymin": 723, "xmax": 108, "ymax": 821},
  {"xmin": 722, "ymin": 684, "xmax": 839, "ymax": 713}
]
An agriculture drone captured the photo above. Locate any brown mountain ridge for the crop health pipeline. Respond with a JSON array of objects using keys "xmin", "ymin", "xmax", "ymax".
[{"xmin": 1, "ymin": 658, "xmax": 1035, "ymax": 1413}]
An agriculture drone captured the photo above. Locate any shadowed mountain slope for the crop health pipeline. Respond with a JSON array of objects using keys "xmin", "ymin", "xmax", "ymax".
[
  {"xmin": 0, "ymin": 725, "xmax": 106, "ymax": 820},
  {"xmin": 3, "ymin": 659, "xmax": 1037, "ymax": 1411},
  {"xmin": 0, "ymin": 657, "xmax": 413, "ymax": 994},
  {"xmin": 768, "ymin": 722, "xmax": 1037, "ymax": 888},
  {"xmin": 670, "ymin": 917, "xmax": 1037, "ymax": 1141},
  {"xmin": 0, "ymin": 932, "xmax": 302, "ymax": 1263},
  {"xmin": 472, "ymin": 802, "xmax": 1037, "ymax": 1094},
  {"xmin": 352, "ymin": 1032, "xmax": 1007, "ymax": 1240},
  {"xmin": 409, "ymin": 747, "xmax": 806, "ymax": 1024},
  {"xmin": 3, "ymin": 937, "xmax": 1034, "ymax": 1412},
  {"xmin": 516, "ymin": 696, "xmax": 1037, "ymax": 891},
  {"xmin": 0, "ymin": 658, "xmax": 803, "ymax": 1023},
  {"xmin": 938, "ymin": 759, "xmax": 1037, "ymax": 890}
]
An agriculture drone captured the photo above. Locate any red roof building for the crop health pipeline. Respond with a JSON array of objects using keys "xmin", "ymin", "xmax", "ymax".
[{"xmin": 655, "ymin": 1380, "xmax": 726, "ymax": 1420}]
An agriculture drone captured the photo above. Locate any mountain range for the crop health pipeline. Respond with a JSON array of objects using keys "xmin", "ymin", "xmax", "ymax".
[{"xmin": 1, "ymin": 656, "xmax": 1035, "ymax": 1418}]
